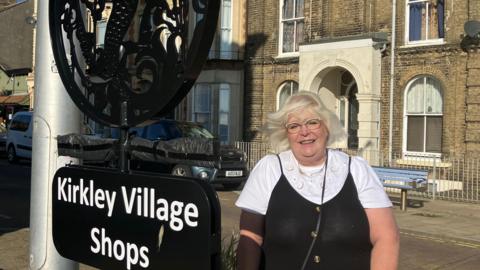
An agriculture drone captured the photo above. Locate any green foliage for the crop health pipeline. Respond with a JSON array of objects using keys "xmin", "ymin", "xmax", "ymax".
[{"xmin": 221, "ymin": 233, "xmax": 239, "ymax": 270}]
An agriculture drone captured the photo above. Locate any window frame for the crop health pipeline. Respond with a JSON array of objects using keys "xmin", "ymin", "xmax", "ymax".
[
  {"xmin": 191, "ymin": 84, "xmax": 213, "ymax": 132},
  {"xmin": 219, "ymin": 0, "xmax": 233, "ymax": 59},
  {"xmin": 189, "ymin": 83, "xmax": 233, "ymax": 144},
  {"xmin": 402, "ymin": 76, "xmax": 443, "ymax": 158},
  {"xmin": 276, "ymin": 81, "xmax": 299, "ymax": 110},
  {"xmin": 404, "ymin": 0, "xmax": 445, "ymax": 46},
  {"xmin": 218, "ymin": 84, "xmax": 231, "ymax": 143},
  {"xmin": 278, "ymin": 0, "xmax": 305, "ymax": 57}
]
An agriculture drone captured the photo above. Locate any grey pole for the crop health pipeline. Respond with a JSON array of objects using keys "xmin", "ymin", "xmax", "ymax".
[{"xmin": 29, "ymin": 0, "xmax": 80, "ymax": 269}]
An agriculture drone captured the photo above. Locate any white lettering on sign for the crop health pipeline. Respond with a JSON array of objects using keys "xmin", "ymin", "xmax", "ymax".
[
  {"xmin": 57, "ymin": 177, "xmax": 116, "ymax": 217},
  {"xmin": 90, "ymin": 227, "xmax": 149, "ymax": 270},
  {"xmin": 121, "ymin": 186, "xmax": 199, "ymax": 231},
  {"xmin": 56, "ymin": 177, "xmax": 200, "ymax": 232}
]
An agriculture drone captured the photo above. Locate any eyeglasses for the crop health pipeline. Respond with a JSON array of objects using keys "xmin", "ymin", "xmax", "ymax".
[{"xmin": 285, "ymin": 118, "xmax": 323, "ymax": 134}]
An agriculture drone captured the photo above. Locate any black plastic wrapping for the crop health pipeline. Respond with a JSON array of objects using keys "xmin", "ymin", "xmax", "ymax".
[
  {"xmin": 57, "ymin": 134, "xmax": 118, "ymax": 162},
  {"xmin": 57, "ymin": 134, "xmax": 219, "ymax": 167},
  {"xmin": 129, "ymin": 137, "xmax": 218, "ymax": 167}
]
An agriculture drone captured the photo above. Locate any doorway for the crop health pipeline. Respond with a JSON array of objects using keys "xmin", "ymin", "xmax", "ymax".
[{"xmin": 340, "ymin": 71, "xmax": 359, "ymax": 149}]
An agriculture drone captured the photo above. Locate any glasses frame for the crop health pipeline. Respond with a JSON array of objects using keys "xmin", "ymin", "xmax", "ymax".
[{"xmin": 285, "ymin": 118, "xmax": 323, "ymax": 134}]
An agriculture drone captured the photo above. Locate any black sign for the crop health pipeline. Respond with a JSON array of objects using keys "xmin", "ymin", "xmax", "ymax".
[
  {"xmin": 49, "ymin": 0, "xmax": 220, "ymax": 127},
  {"xmin": 52, "ymin": 166, "xmax": 221, "ymax": 270}
]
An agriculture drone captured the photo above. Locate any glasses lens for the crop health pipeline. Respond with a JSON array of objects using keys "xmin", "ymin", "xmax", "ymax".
[
  {"xmin": 286, "ymin": 123, "xmax": 301, "ymax": 133},
  {"xmin": 306, "ymin": 119, "xmax": 322, "ymax": 130}
]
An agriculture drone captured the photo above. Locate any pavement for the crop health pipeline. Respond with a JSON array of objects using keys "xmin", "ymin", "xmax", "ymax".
[
  {"xmin": 392, "ymin": 196, "xmax": 480, "ymax": 248},
  {"xmin": 1, "ymin": 194, "xmax": 480, "ymax": 269}
]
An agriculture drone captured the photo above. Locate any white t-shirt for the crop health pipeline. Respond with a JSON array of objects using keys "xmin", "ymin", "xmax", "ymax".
[{"xmin": 236, "ymin": 149, "xmax": 392, "ymax": 215}]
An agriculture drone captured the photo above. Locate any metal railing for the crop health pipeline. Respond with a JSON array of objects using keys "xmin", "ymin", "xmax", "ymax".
[{"xmin": 234, "ymin": 141, "xmax": 480, "ymax": 203}]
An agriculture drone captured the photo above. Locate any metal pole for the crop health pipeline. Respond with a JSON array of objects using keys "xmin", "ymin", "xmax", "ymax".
[
  {"xmin": 119, "ymin": 101, "xmax": 129, "ymax": 173},
  {"xmin": 29, "ymin": 0, "xmax": 80, "ymax": 269},
  {"xmin": 388, "ymin": 0, "xmax": 397, "ymax": 166},
  {"xmin": 432, "ymin": 158, "xmax": 437, "ymax": 200}
]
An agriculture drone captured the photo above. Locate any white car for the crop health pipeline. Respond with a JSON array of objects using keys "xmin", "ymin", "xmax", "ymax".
[
  {"xmin": 0, "ymin": 125, "xmax": 6, "ymax": 155},
  {"xmin": 6, "ymin": 111, "xmax": 33, "ymax": 163}
]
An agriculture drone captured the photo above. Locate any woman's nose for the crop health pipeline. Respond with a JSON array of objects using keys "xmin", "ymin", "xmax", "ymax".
[{"xmin": 299, "ymin": 124, "xmax": 309, "ymax": 135}]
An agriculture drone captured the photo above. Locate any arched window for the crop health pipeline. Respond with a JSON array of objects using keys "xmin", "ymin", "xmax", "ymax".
[
  {"xmin": 404, "ymin": 76, "xmax": 443, "ymax": 155},
  {"xmin": 277, "ymin": 81, "xmax": 298, "ymax": 110}
]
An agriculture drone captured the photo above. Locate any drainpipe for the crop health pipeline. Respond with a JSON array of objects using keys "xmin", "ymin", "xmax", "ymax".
[
  {"xmin": 309, "ymin": 0, "xmax": 312, "ymax": 39},
  {"xmin": 389, "ymin": 0, "xmax": 397, "ymax": 165}
]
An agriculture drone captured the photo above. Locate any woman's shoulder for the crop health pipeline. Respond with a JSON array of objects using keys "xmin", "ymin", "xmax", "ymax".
[
  {"xmin": 328, "ymin": 149, "xmax": 349, "ymax": 166},
  {"xmin": 328, "ymin": 149, "xmax": 369, "ymax": 167},
  {"xmin": 256, "ymin": 153, "xmax": 281, "ymax": 165},
  {"xmin": 350, "ymin": 155, "xmax": 372, "ymax": 171},
  {"xmin": 250, "ymin": 153, "xmax": 283, "ymax": 175}
]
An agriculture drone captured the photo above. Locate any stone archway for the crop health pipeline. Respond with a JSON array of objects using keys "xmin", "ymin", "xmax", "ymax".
[{"xmin": 298, "ymin": 37, "xmax": 383, "ymax": 163}]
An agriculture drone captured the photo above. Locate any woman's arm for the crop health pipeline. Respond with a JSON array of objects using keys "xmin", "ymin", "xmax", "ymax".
[
  {"xmin": 236, "ymin": 210, "xmax": 265, "ymax": 270},
  {"xmin": 365, "ymin": 207, "xmax": 400, "ymax": 270}
]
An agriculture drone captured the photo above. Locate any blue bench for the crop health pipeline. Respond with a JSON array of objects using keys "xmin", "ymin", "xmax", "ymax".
[{"xmin": 372, "ymin": 166, "xmax": 428, "ymax": 211}]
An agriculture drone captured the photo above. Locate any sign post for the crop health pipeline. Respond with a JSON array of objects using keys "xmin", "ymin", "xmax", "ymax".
[
  {"xmin": 29, "ymin": 0, "xmax": 222, "ymax": 269},
  {"xmin": 29, "ymin": 0, "xmax": 81, "ymax": 269}
]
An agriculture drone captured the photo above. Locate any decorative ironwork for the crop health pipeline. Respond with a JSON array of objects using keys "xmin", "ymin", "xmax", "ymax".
[{"xmin": 50, "ymin": 0, "xmax": 220, "ymax": 127}]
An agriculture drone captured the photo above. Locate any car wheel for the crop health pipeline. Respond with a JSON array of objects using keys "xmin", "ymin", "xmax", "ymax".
[
  {"xmin": 7, "ymin": 145, "xmax": 18, "ymax": 164},
  {"xmin": 223, "ymin": 183, "xmax": 242, "ymax": 190},
  {"xmin": 171, "ymin": 165, "xmax": 192, "ymax": 177}
]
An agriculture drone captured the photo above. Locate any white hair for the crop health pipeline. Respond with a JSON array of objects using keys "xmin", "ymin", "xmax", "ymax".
[{"xmin": 263, "ymin": 91, "xmax": 347, "ymax": 153}]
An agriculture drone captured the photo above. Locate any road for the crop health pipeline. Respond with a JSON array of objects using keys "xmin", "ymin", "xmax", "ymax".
[
  {"xmin": 0, "ymin": 159, "xmax": 30, "ymax": 235},
  {"xmin": 1, "ymin": 158, "xmax": 479, "ymax": 269}
]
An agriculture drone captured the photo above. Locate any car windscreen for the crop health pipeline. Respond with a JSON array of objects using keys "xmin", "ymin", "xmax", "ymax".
[{"xmin": 146, "ymin": 121, "xmax": 215, "ymax": 140}]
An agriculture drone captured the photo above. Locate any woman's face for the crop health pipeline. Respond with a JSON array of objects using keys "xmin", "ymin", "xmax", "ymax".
[{"xmin": 286, "ymin": 109, "xmax": 329, "ymax": 166}]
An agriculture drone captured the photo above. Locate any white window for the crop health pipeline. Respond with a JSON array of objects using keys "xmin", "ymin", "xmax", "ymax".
[
  {"xmin": 191, "ymin": 83, "xmax": 232, "ymax": 144},
  {"xmin": 405, "ymin": 0, "xmax": 445, "ymax": 45},
  {"xmin": 192, "ymin": 84, "xmax": 212, "ymax": 131},
  {"xmin": 220, "ymin": 0, "xmax": 233, "ymax": 59},
  {"xmin": 218, "ymin": 84, "xmax": 231, "ymax": 143},
  {"xmin": 277, "ymin": 81, "xmax": 298, "ymax": 110},
  {"xmin": 279, "ymin": 0, "xmax": 304, "ymax": 55},
  {"xmin": 404, "ymin": 76, "xmax": 443, "ymax": 156}
]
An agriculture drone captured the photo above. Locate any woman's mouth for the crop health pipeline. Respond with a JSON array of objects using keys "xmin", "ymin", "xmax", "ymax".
[{"xmin": 299, "ymin": 139, "xmax": 315, "ymax": 144}]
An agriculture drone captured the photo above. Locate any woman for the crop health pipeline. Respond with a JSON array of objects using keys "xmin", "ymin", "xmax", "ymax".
[{"xmin": 236, "ymin": 92, "xmax": 399, "ymax": 270}]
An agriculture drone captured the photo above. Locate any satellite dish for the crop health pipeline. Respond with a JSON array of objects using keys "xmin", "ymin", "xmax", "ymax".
[{"xmin": 464, "ymin": 20, "xmax": 480, "ymax": 38}]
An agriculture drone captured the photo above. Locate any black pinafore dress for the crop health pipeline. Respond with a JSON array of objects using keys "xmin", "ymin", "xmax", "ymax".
[{"xmin": 262, "ymin": 156, "xmax": 372, "ymax": 270}]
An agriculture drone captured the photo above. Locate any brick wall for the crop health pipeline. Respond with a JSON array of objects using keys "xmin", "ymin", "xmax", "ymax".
[
  {"xmin": 0, "ymin": 0, "xmax": 15, "ymax": 7},
  {"xmin": 245, "ymin": 0, "xmax": 480, "ymax": 157}
]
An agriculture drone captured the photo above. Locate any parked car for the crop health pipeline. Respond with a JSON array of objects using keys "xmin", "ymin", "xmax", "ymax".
[
  {"xmin": 129, "ymin": 119, "xmax": 248, "ymax": 189},
  {"xmin": 6, "ymin": 111, "xmax": 33, "ymax": 163},
  {"xmin": 0, "ymin": 125, "xmax": 7, "ymax": 155}
]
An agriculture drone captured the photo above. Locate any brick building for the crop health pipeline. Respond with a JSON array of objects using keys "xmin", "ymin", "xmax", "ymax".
[
  {"xmin": 176, "ymin": 0, "xmax": 247, "ymax": 144},
  {"xmin": 0, "ymin": 0, "xmax": 15, "ymax": 7},
  {"xmin": 243, "ymin": 0, "xmax": 480, "ymax": 161},
  {"xmin": 85, "ymin": 0, "xmax": 247, "ymax": 145}
]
